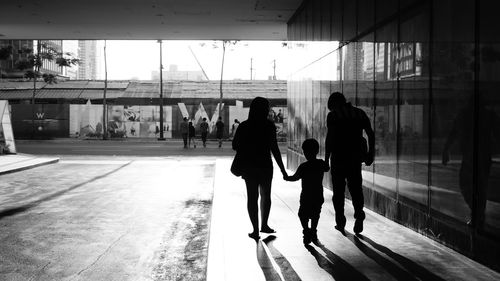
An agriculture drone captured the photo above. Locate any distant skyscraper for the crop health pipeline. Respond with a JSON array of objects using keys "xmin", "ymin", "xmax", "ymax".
[
  {"xmin": 343, "ymin": 43, "xmax": 364, "ymax": 81},
  {"xmin": 362, "ymin": 43, "xmax": 375, "ymax": 80},
  {"xmin": 37, "ymin": 40, "xmax": 64, "ymax": 76},
  {"xmin": 62, "ymin": 40, "xmax": 79, "ymax": 80},
  {"xmin": 151, "ymin": 64, "xmax": 206, "ymax": 81},
  {"xmin": 375, "ymin": 43, "xmax": 388, "ymax": 80},
  {"xmin": 78, "ymin": 41, "xmax": 99, "ymax": 80}
]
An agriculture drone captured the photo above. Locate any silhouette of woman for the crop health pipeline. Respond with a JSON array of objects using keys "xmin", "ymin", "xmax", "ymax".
[{"xmin": 232, "ymin": 97, "xmax": 287, "ymax": 239}]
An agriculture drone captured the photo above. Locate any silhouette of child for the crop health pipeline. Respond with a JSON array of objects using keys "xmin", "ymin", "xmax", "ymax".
[{"xmin": 285, "ymin": 138, "xmax": 330, "ymax": 244}]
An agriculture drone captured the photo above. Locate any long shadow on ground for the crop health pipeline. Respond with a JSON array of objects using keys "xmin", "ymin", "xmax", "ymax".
[
  {"xmin": 345, "ymin": 230, "xmax": 427, "ymax": 281},
  {"xmin": 355, "ymin": 234, "xmax": 445, "ymax": 281},
  {"xmin": 307, "ymin": 241, "xmax": 370, "ymax": 281},
  {"xmin": 0, "ymin": 161, "xmax": 132, "ymax": 220},
  {"xmin": 255, "ymin": 235, "xmax": 302, "ymax": 281}
]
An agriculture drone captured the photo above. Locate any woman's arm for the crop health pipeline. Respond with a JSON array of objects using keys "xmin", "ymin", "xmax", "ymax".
[
  {"xmin": 271, "ymin": 142, "xmax": 286, "ymax": 174},
  {"xmin": 270, "ymin": 123, "xmax": 287, "ymax": 176},
  {"xmin": 325, "ymin": 112, "xmax": 332, "ymax": 163}
]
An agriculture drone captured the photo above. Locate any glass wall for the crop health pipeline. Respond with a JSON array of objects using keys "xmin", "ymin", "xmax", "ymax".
[
  {"xmin": 287, "ymin": 0, "xmax": 500, "ymax": 270},
  {"xmin": 478, "ymin": 0, "xmax": 500, "ymax": 238}
]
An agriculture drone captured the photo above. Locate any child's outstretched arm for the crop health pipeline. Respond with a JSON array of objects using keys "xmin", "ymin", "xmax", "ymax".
[
  {"xmin": 285, "ymin": 173, "xmax": 300, "ymax": 181},
  {"xmin": 285, "ymin": 166, "xmax": 302, "ymax": 181}
]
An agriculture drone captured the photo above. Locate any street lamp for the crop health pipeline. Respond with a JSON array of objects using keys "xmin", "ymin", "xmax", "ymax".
[{"xmin": 158, "ymin": 40, "xmax": 165, "ymax": 141}]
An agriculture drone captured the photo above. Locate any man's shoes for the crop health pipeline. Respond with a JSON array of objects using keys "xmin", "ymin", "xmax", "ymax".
[
  {"xmin": 334, "ymin": 214, "xmax": 346, "ymax": 235},
  {"xmin": 354, "ymin": 219, "xmax": 364, "ymax": 234},
  {"xmin": 335, "ymin": 215, "xmax": 346, "ymax": 229},
  {"xmin": 334, "ymin": 225, "xmax": 346, "ymax": 235},
  {"xmin": 310, "ymin": 229, "xmax": 318, "ymax": 243}
]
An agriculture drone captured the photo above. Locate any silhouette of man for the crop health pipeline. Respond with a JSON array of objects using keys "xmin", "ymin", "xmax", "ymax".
[
  {"xmin": 188, "ymin": 121, "xmax": 196, "ymax": 148},
  {"xmin": 325, "ymin": 92, "xmax": 374, "ymax": 234},
  {"xmin": 442, "ymin": 97, "xmax": 500, "ymax": 227},
  {"xmin": 180, "ymin": 117, "xmax": 189, "ymax": 148},
  {"xmin": 277, "ymin": 109, "xmax": 284, "ymax": 123},
  {"xmin": 216, "ymin": 116, "xmax": 224, "ymax": 148},
  {"xmin": 231, "ymin": 119, "xmax": 240, "ymax": 139},
  {"xmin": 285, "ymin": 138, "xmax": 330, "ymax": 244},
  {"xmin": 200, "ymin": 117, "xmax": 209, "ymax": 147}
]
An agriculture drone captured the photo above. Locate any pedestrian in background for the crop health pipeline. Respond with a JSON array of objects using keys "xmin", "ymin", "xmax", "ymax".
[
  {"xmin": 180, "ymin": 117, "xmax": 189, "ymax": 148},
  {"xmin": 200, "ymin": 117, "xmax": 209, "ymax": 148},
  {"xmin": 216, "ymin": 116, "xmax": 224, "ymax": 148},
  {"xmin": 231, "ymin": 119, "xmax": 240, "ymax": 139},
  {"xmin": 188, "ymin": 121, "xmax": 197, "ymax": 148}
]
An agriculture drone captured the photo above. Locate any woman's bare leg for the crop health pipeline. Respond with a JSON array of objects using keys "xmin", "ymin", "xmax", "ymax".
[
  {"xmin": 245, "ymin": 178, "xmax": 259, "ymax": 235},
  {"xmin": 259, "ymin": 179, "xmax": 274, "ymax": 232}
]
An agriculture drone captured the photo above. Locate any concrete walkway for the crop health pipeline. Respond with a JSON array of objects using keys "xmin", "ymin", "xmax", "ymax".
[
  {"xmin": 207, "ymin": 159, "xmax": 500, "ymax": 281},
  {"xmin": 0, "ymin": 154, "xmax": 59, "ymax": 175}
]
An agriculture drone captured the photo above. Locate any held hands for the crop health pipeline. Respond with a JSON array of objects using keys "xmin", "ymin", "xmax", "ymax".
[{"xmin": 281, "ymin": 169, "xmax": 289, "ymax": 181}]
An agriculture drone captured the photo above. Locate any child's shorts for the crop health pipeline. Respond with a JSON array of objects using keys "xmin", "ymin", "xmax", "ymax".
[{"xmin": 298, "ymin": 202, "xmax": 323, "ymax": 220}]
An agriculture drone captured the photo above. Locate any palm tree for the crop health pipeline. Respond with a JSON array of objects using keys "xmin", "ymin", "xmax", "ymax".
[{"xmin": 218, "ymin": 40, "xmax": 237, "ymax": 119}]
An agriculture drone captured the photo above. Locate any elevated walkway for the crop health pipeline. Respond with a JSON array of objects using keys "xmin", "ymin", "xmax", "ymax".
[{"xmin": 207, "ymin": 159, "xmax": 500, "ymax": 281}]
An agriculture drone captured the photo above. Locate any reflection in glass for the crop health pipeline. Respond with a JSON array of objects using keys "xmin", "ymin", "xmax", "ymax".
[
  {"xmin": 431, "ymin": 0, "xmax": 475, "ymax": 224},
  {"xmin": 397, "ymin": 8, "xmax": 430, "ymax": 208},
  {"xmin": 373, "ymin": 37, "xmax": 398, "ymax": 197},
  {"xmin": 478, "ymin": 43, "xmax": 500, "ymax": 235},
  {"xmin": 358, "ymin": 40, "xmax": 375, "ymax": 190}
]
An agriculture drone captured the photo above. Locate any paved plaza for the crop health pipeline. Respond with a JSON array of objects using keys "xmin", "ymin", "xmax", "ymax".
[{"xmin": 0, "ymin": 156, "xmax": 214, "ymax": 280}]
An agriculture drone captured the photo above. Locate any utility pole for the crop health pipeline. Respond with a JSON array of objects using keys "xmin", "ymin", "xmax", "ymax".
[
  {"xmin": 102, "ymin": 40, "xmax": 108, "ymax": 140},
  {"xmin": 219, "ymin": 41, "xmax": 226, "ymax": 118},
  {"xmin": 250, "ymin": 58, "xmax": 253, "ymax": 80},
  {"xmin": 158, "ymin": 40, "xmax": 165, "ymax": 140},
  {"xmin": 272, "ymin": 59, "xmax": 276, "ymax": 80},
  {"xmin": 31, "ymin": 40, "xmax": 41, "ymax": 139}
]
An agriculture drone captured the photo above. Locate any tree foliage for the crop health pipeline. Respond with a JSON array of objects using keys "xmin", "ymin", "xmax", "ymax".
[
  {"xmin": 8, "ymin": 41, "xmax": 80, "ymax": 84},
  {"xmin": 0, "ymin": 46, "xmax": 12, "ymax": 60}
]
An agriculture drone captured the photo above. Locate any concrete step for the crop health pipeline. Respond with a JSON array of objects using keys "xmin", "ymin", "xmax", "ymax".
[{"xmin": 0, "ymin": 154, "xmax": 59, "ymax": 175}]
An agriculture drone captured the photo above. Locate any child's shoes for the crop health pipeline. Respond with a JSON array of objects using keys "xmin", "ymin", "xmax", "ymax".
[{"xmin": 310, "ymin": 229, "xmax": 318, "ymax": 243}]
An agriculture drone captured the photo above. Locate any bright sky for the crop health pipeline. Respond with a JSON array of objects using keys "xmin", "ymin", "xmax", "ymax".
[{"xmin": 66, "ymin": 40, "xmax": 338, "ymax": 81}]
